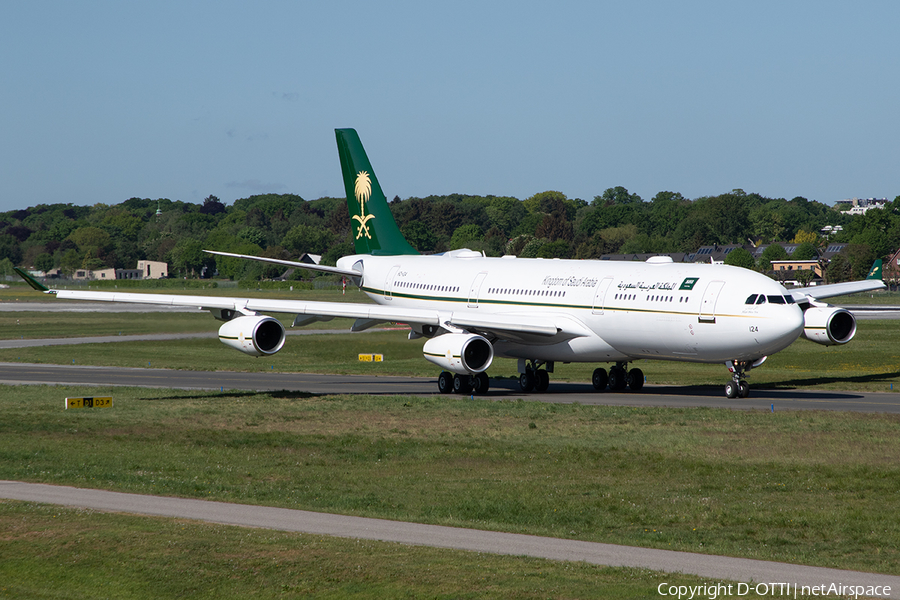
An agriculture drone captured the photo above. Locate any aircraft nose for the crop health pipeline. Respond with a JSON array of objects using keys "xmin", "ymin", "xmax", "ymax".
[
  {"xmin": 758, "ymin": 304, "xmax": 804, "ymax": 356},
  {"xmin": 781, "ymin": 304, "xmax": 805, "ymax": 340}
]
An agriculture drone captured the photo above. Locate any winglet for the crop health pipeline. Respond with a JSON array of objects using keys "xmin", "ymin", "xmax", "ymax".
[
  {"xmin": 14, "ymin": 267, "xmax": 51, "ymax": 292},
  {"xmin": 866, "ymin": 259, "xmax": 883, "ymax": 280}
]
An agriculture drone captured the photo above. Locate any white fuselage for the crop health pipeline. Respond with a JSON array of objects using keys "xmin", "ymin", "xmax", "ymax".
[{"xmin": 338, "ymin": 251, "xmax": 806, "ymax": 366}]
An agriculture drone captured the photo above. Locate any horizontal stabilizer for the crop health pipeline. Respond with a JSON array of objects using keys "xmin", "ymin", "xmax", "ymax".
[{"xmin": 204, "ymin": 250, "xmax": 361, "ymax": 278}]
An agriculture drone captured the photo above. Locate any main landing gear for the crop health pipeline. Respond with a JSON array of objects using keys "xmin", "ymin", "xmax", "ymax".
[
  {"xmin": 438, "ymin": 371, "xmax": 490, "ymax": 395},
  {"xmin": 518, "ymin": 360, "xmax": 644, "ymax": 393},
  {"xmin": 518, "ymin": 360, "xmax": 551, "ymax": 393},
  {"xmin": 591, "ymin": 362, "xmax": 644, "ymax": 392}
]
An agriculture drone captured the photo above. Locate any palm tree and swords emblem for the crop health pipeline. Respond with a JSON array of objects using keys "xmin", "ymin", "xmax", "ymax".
[{"xmin": 352, "ymin": 171, "xmax": 375, "ymax": 240}]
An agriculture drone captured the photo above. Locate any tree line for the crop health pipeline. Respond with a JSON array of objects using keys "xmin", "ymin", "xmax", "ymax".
[{"xmin": 1, "ymin": 188, "xmax": 897, "ymax": 283}]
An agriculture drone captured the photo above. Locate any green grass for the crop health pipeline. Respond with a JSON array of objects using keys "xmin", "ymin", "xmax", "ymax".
[
  {"xmin": 0, "ymin": 311, "xmax": 216, "ymax": 339},
  {"xmin": 2, "ymin": 319, "xmax": 900, "ymax": 392},
  {"xmin": 0, "ymin": 502, "xmax": 777, "ymax": 600},
  {"xmin": 2, "ymin": 385, "xmax": 899, "ymax": 576},
  {"xmin": 833, "ymin": 290, "xmax": 900, "ymax": 305}
]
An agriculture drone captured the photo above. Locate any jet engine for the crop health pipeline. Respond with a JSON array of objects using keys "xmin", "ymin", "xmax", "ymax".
[
  {"xmin": 218, "ymin": 315, "xmax": 286, "ymax": 356},
  {"xmin": 801, "ymin": 306, "xmax": 856, "ymax": 346},
  {"xmin": 423, "ymin": 333, "xmax": 493, "ymax": 375}
]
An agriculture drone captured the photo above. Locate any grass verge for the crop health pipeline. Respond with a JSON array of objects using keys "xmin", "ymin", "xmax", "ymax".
[
  {"xmin": 1, "ymin": 501, "xmax": 779, "ymax": 600},
  {"xmin": 1, "ymin": 385, "xmax": 898, "ymax": 575}
]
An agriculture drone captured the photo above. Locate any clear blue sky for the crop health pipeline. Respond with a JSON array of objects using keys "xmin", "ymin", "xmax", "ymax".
[{"xmin": 1, "ymin": 1, "xmax": 897, "ymax": 212}]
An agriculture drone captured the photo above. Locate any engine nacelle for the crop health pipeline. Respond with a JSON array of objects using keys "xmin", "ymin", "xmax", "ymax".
[
  {"xmin": 801, "ymin": 306, "xmax": 856, "ymax": 346},
  {"xmin": 218, "ymin": 315, "xmax": 286, "ymax": 356},
  {"xmin": 423, "ymin": 333, "xmax": 493, "ymax": 375}
]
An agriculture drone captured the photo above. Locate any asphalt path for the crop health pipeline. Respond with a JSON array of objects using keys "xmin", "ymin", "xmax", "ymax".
[{"xmin": 3, "ymin": 481, "xmax": 898, "ymax": 596}]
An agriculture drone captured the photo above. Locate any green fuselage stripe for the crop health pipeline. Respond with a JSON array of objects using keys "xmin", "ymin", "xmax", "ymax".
[{"xmin": 362, "ymin": 286, "xmax": 765, "ymax": 320}]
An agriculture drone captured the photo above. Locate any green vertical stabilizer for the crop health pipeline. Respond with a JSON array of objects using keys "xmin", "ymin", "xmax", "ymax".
[{"xmin": 335, "ymin": 128, "xmax": 419, "ymax": 256}]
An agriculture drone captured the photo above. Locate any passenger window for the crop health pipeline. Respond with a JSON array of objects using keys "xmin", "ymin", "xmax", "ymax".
[
  {"xmin": 745, "ymin": 294, "xmax": 758, "ymax": 304},
  {"xmin": 767, "ymin": 295, "xmax": 786, "ymax": 304},
  {"xmin": 756, "ymin": 295, "xmax": 766, "ymax": 305}
]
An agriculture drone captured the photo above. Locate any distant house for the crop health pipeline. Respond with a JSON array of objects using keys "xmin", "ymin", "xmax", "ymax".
[
  {"xmin": 72, "ymin": 261, "xmax": 168, "ymax": 281},
  {"xmin": 278, "ymin": 253, "xmax": 322, "ymax": 280},
  {"xmin": 884, "ymin": 248, "xmax": 900, "ymax": 289},
  {"xmin": 93, "ymin": 268, "xmax": 142, "ymax": 280},
  {"xmin": 770, "ymin": 260, "xmax": 823, "ymax": 277},
  {"xmin": 690, "ymin": 244, "xmax": 750, "ymax": 264},
  {"xmin": 137, "ymin": 260, "xmax": 168, "ymax": 279},
  {"xmin": 834, "ymin": 197, "xmax": 888, "ymax": 215},
  {"xmin": 298, "ymin": 253, "xmax": 322, "ymax": 265}
]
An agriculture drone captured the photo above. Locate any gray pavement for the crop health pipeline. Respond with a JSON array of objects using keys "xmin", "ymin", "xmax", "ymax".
[
  {"xmin": 2, "ymin": 481, "xmax": 897, "ymax": 596},
  {"xmin": 2, "ymin": 362, "xmax": 900, "ymax": 413}
]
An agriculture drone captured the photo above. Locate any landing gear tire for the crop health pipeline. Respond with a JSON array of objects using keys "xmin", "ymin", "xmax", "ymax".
[
  {"xmin": 608, "ymin": 366, "xmax": 627, "ymax": 391},
  {"xmin": 453, "ymin": 374, "xmax": 472, "ymax": 394},
  {"xmin": 519, "ymin": 370, "xmax": 535, "ymax": 392},
  {"xmin": 627, "ymin": 367, "xmax": 644, "ymax": 391},
  {"xmin": 724, "ymin": 360, "xmax": 753, "ymax": 399},
  {"xmin": 534, "ymin": 369, "xmax": 550, "ymax": 392},
  {"xmin": 437, "ymin": 371, "xmax": 454, "ymax": 394},
  {"xmin": 592, "ymin": 368, "xmax": 608, "ymax": 391},
  {"xmin": 471, "ymin": 372, "xmax": 490, "ymax": 395}
]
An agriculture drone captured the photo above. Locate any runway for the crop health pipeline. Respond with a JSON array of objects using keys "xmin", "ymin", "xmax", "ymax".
[
  {"xmin": 2, "ymin": 361, "xmax": 900, "ymax": 413},
  {"xmin": 3, "ymin": 481, "xmax": 898, "ymax": 596}
]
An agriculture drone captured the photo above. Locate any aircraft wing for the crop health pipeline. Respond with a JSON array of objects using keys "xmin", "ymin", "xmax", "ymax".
[
  {"xmin": 15, "ymin": 269, "xmax": 573, "ymax": 340},
  {"xmin": 791, "ymin": 279, "xmax": 886, "ymax": 302},
  {"xmin": 51, "ymin": 289, "xmax": 573, "ymax": 339}
]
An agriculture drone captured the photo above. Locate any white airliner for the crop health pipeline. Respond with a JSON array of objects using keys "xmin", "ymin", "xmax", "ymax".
[{"xmin": 16, "ymin": 129, "xmax": 886, "ymax": 398}]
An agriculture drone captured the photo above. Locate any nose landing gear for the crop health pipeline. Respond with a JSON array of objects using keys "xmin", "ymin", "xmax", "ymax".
[{"xmin": 724, "ymin": 360, "xmax": 756, "ymax": 398}]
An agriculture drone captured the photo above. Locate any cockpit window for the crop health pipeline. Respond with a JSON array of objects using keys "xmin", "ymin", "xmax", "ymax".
[
  {"xmin": 745, "ymin": 294, "xmax": 758, "ymax": 305},
  {"xmin": 756, "ymin": 295, "xmax": 766, "ymax": 305},
  {"xmin": 767, "ymin": 295, "xmax": 786, "ymax": 304},
  {"xmin": 785, "ymin": 295, "xmax": 796, "ymax": 304}
]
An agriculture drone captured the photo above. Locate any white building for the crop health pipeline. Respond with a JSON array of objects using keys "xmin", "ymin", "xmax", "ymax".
[
  {"xmin": 137, "ymin": 260, "xmax": 168, "ymax": 279},
  {"xmin": 835, "ymin": 197, "xmax": 888, "ymax": 215},
  {"xmin": 73, "ymin": 261, "xmax": 168, "ymax": 280}
]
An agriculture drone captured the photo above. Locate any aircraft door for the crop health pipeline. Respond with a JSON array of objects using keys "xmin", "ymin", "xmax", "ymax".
[
  {"xmin": 384, "ymin": 265, "xmax": 401, "ymax": 300},
  {"xmin": 591, "ymin": 277, "xmax": 614, "ymax": 315},
  {"xmin": 698, "ymin": 280, "xmax": 725, "ymax": 322},
  {"xmin": 468, "ymin": 272, "xmax": 488, "ymax": 308}
]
